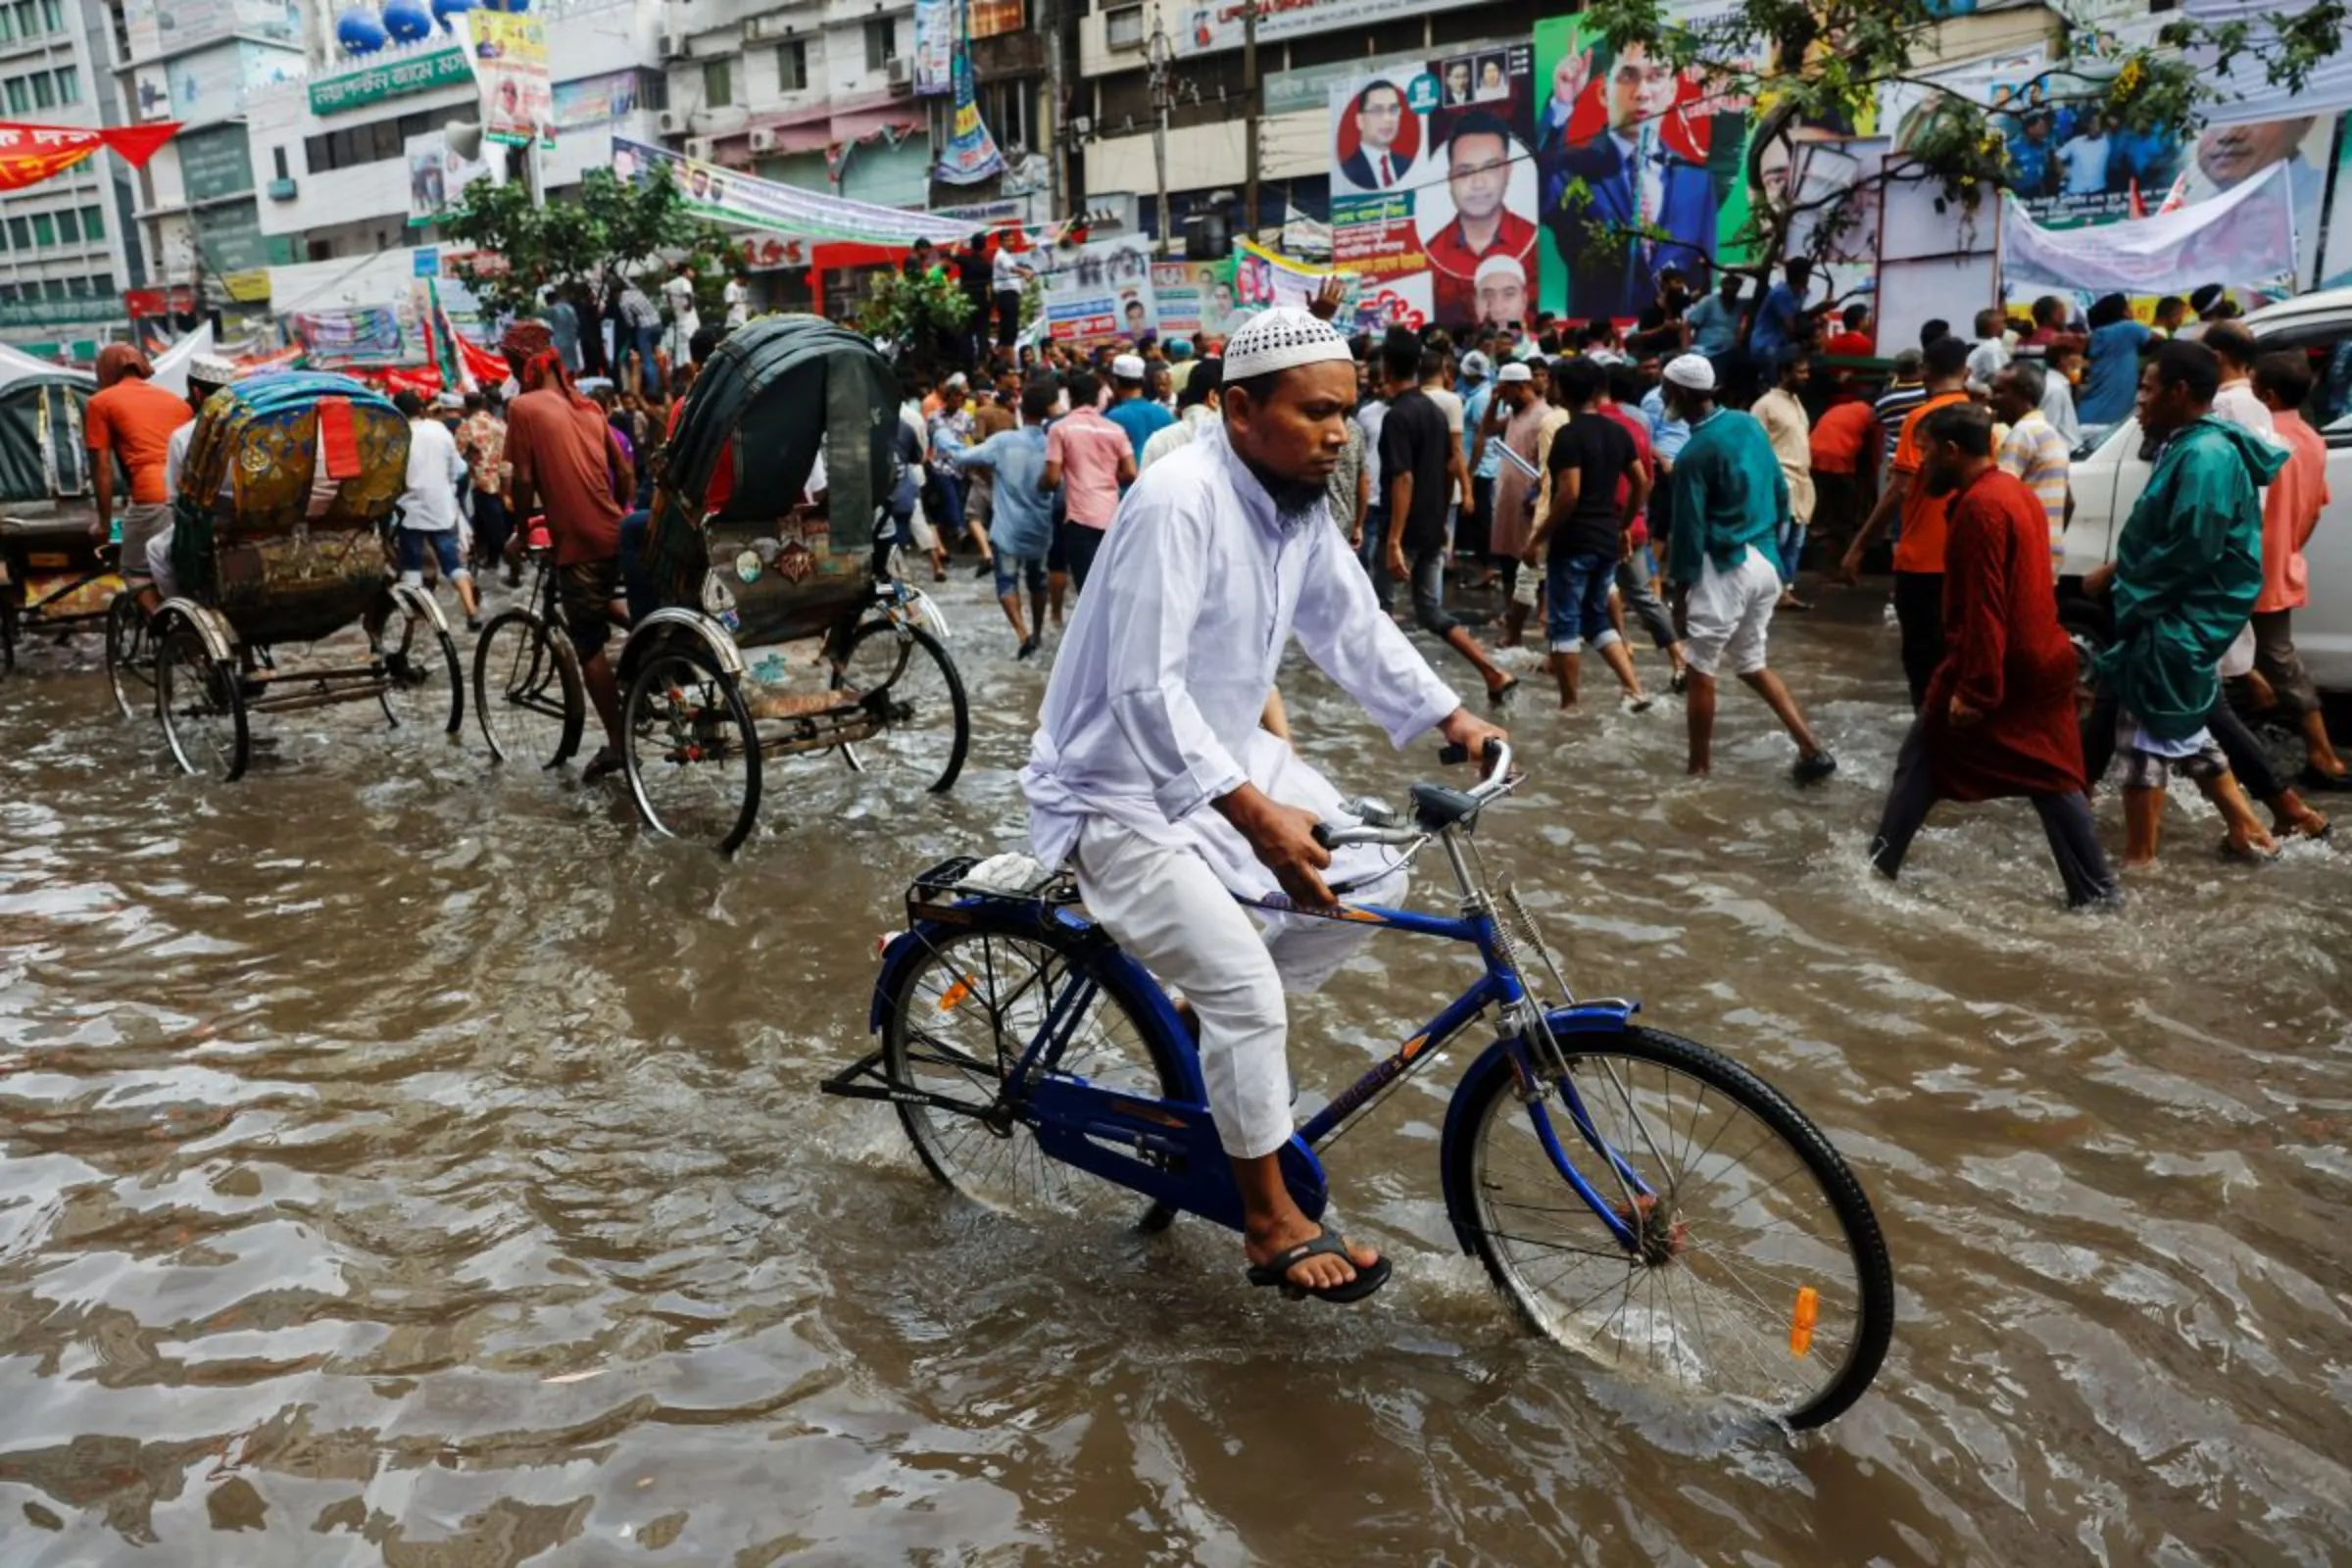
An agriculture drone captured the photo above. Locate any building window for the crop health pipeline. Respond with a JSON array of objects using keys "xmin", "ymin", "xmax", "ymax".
[
  {"xmin": 13, "ymin": 2, "xmax": 33, "ymax": 37},
  {"xmin": 0, "ymin": 9, "xmax": 14, "ymax": 41},
  {"xmin": 4, "ymin": 80, "xmax": 25, "ymax": 115},
  {"xmin": 864, "ymin": 18, "xmax": 895, "ymax": 72},
  {"xmin": 6, "ymin": 218, "xmax": 24, "ymax": 249},
  {"xmin": 703, "ymin": 57, "xmax": 730, "ymax": 108},
  {"xmin": 271, "ymin": 146, "xmax": 288, "ymax": 179},
  {"xmin": 80, "ymin": 203, "xmax": 99, "ymax": 236},
  {"xmin": 66, "ymin": 274, "xmax": 87, "ymax": 298},
  {"xmin": 55, "ymin": 208, "xmax": 74, "ymax": 242},
  {"xmin": 93, "ymin": 271, "xmax": 111, "ymax": 297},
  {"xmin": 1104, "ymin": 5, "xmax": 1144, "ymax": 50},
  {"xmin": 777, "ymin": 39, "xmax": 808, "ymax": 92},
  {"xmin": 41, "ymin": 278, "xmax": 61, "ymax": 300},
  {"xmin": 30, "ymin": 212, "xmax": 53, "ymax": 246},
  {"xmin": 31, "ymin": 72, "xmax": 53, "ymax": 109},
  {"xmin": 55, "ymin": 66, "xmax": 75, "ymax": 105},
  {"xmin": 981, "ymin": 80, "xmax": 1031, "ymax": 150},
  {"xmin": 38, "ymin": 0, "xmax": 58, "ymax": 30}
]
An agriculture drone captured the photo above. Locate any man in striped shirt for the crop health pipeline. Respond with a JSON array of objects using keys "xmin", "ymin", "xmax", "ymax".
[
  {"xmin": 1991, "ymin": 362, "xmax": 2072, "ymax": 573},
  {"xmin": 1873, "ymin": 349, "xmax": 1929, "ymax": 478}
]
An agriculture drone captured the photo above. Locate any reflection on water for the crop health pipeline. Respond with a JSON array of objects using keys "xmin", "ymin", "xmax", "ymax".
[{"xmin": 1, "ymin": 577, "xmax": 2347, "ymax": 1565}]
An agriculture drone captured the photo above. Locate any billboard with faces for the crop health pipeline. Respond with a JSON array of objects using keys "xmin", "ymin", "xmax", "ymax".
[{"xmin": 1327, "ymin": 46, "xmax": 1539, "ymax": 333}]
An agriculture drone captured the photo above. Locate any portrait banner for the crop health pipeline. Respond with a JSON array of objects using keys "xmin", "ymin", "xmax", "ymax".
[
  {"xmin": 935, "ymin": 14, "xmax": 1006, "ymax": 185},
  {"xmin": 1041, "ymin": 237, "xmax": 1157, "ymax": 343},
  {"xmin": 405, "ymin": 128, "xmax": 498, "ymax": 227},
  {"xmin": 1328, "ymin": 45, "xmax": 1537, "ymax": 332},
  {"xmin": 2000, "ymin": 163, "xmax": 2298, "ymax": 300},
  {"xmin": 472, "ymin": 11, "xmax": 552, "ymax": 147},
  {"xmin": 912, "ymin": 0, "xmax": 954, "ymax": 96},
  {"xmin": 1532, "ymin": 11, "xmax": 1757, "ymax": 323}
]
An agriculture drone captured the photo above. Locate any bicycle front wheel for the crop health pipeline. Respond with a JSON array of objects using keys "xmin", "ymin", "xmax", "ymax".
[
  {"xmin": 1452, "ymin": 1026, "xmax": 1893, "ymax": 1430},
  {"xmin": 473, "ymin": 608, "xmax": 584, "ymax": 769},
  {"xmin": 105, "ymin": 593, "xmax": 151, "ymax": 719},
  {"xmin": 881, "ymin": 924, "xmax": 1182, "ymax": 1221}
]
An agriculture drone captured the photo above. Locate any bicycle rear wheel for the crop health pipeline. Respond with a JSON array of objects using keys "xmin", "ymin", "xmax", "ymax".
[
  {"xmin": 881, "ymin": 924, "xmax": 1181, "ymax": 1220},
  {"xmin": 1452, "ymin": 1026, "xmax": 1892, "ymax": 1430}
]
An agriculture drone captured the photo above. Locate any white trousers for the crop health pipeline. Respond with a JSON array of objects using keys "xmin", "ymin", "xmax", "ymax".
[{"xmin": 1073, "ymin": 809, "xmax": 1403, "ymax": 1161}]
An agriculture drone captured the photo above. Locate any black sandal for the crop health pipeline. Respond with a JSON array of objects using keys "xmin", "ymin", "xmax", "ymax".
[
  {"xmin": 1245, "ymin": 1227, "xmax": 1393, "ymax": 1304},
  {"xmin": 581, "ymin": 747, "xmax": 622, "ymax": 783}
]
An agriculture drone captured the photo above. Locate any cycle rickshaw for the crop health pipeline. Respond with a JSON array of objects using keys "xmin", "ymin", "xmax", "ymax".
[
  {"xmin": 0, "ymin": 370, "xmax": 104, "ymax": 675},
  {"xmin": 602, "ymin": 315, "xmax": 969, "ymax": 855},
  {"xmin": 135, "ymin": 372, "xmax": 464, "ymax": 779}
]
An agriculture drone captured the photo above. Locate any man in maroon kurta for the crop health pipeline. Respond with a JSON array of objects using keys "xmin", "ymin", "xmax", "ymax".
[{"xmin": 1870, "ymin": 403, "xmax": 2118, "ymax": 906}]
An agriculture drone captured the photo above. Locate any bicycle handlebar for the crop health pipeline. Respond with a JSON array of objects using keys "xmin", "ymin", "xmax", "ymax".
[{"xmin": 1313, "ymin": 739, "xmax": 1515, "ymax": 852}]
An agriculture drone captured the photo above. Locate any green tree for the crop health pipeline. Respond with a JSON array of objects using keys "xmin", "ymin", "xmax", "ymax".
[
  {"xmin": 860, "ymin": 267, "xmax": 974, "ymax": 371},
  {"xmin": 440, "ymin": 167, "xmax": 742, "ymax": 318},
  {"xmin": 1571, "ymin": 0, "xmax": 2349, "ymax": 307}
]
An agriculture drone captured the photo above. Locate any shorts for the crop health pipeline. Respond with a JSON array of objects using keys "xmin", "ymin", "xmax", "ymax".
[
  {"xmin": 397, "ymin": 528, "xmax": 469, "ymax": 582},
  {"xmin": 2119, "ymin": 710, "xmax": 2229, "ymax": 791},
  {"xmin": 1544, "ymin": 548, "xmax": 1621, "ymax": 654},
  {"xmin": 558, "ymin": 557, "xmax": 623, "ymax": 660},
  {"xmin": 993, "ymin": 552, "xmax": 1047, "ymax": 599},
  {"xmin": 144, "ymin": 525, "xmax": 177, "ymax": 599},
  {"xmin": 118, "ymin": 500, "xmax": 172, "ymax": 585},
  {"xmin": 1682, "ymin": 547, "xmax": 1781, "ymax": 678}
]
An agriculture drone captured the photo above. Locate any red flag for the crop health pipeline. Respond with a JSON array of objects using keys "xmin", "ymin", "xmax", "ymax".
[
  {"xmin": 2128, "ymin": 177, "xmax": 2146, "ymax": 220},
  {"xmin": 0, "ymin": 121, "xmax": 179, "ymax": 192}
]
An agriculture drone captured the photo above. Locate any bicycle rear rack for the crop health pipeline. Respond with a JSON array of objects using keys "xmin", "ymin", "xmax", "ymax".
[{"xmin": 904, "ymin": 856, "xmax": 1082, "ymax": 928}]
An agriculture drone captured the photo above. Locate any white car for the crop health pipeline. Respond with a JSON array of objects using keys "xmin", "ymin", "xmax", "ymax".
[{"xmin": 2058, "ymin": 285, "xmax": 2352, "ymax": 693}]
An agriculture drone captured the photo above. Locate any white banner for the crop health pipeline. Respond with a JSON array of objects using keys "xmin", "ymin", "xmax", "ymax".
[
  {"xmin": 1039, "ymin": 237, "xmax": 1157, "ymax": 343},
  {"xmin": 2000, "ymin": 162, "xmax": 2298, "ymax": 297}
]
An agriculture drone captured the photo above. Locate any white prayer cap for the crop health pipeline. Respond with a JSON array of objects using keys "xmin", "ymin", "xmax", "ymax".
[
  {"xmin": 1110, "ymin": 353, "xmax": 1147, "ymax": 380},
  {"xmin": 1495, "ymin": 362, "xmax": 1532, "ymax": 384},
  {"xmin": 188, "ymin": 354, "xmax": 241, "ymax": 388},
  {"xmin": 1460, "ymin": 350, "xmax": 1492, "ymax": 379},
  {"xmin": 1474, "ymin": 253, "xmax": 1526, "ymax": 286},
  {"xmin": 944, "ymin": 371, "xmax": 968, "ymax": 389},
  {"xmin": 1222, "ymin": 306, "xmax": 1351, "ymax": 382},
  {"xmin": 1662, "ymin": 353, "xmax": 1716, "ymax": 392}
]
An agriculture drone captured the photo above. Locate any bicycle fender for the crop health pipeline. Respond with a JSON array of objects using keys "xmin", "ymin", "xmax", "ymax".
[
  {"xmin": 389, "ymin": 580, "xmax": 450, "ymax": 636},
  {"xmin": 1438, "ymin": 1002, "xmax": 1637, "ymax": 1255},
  {"xmin": 154, "ymin": 599, "xmax": 236, "ymax": 664},
  {"xmin": 619, "ymin": 607, "xmax": 749, "ymax": 686}
]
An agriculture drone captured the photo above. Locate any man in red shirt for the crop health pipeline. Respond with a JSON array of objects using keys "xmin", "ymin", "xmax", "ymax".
[
  {"xmin": 502, "ymin": 318, "xmax": 635, "ymax": 777},
  {"xmin": 86, "ymin": 344, "xmax": 192, "ymax": 613},
  {"xmin": 1821, "ymin": 304, "xmax": 1875, "ymax": 361},
  {"xmin": 1807, "ymin": 391, "xmax": 1880, "ymax": 566},
  {"xmin": 1426, "ymin": 114, "xmax": 1537, "ymax": 323}
]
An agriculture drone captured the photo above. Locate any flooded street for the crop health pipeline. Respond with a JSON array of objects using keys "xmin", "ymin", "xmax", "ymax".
[{"xmin": 2, "ymin": 570, "xmax": 2348, "ymax": 1567}]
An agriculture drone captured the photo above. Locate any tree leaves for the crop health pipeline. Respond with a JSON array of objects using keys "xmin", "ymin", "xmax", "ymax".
[{"xmin": 441, "ymin": 169, "xmax": 742, "ymax": 318}]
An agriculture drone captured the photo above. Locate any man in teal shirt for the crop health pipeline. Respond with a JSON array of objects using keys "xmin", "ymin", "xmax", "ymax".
[
  {"xmin": 1103, "ymin": 352, "xmax": 1174, "ymax": 485},
  {"xmin": 2086, "ymin": 340, "xmax": 2282, "ymax": 865},
  {"xmin": 1658, "ymin": 354, "xmax": 1836, "ymax": 782}
]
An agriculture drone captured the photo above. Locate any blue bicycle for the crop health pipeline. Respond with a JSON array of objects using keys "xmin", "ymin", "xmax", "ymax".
[{"xmin": 826, "ymin": 743, "xmax": 1894, "ymax": 1429}]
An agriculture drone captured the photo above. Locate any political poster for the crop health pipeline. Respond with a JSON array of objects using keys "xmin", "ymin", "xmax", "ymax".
[
  {"xmin": 912, "ymin": 0, "xmax": 954, "ymax": 96},
  {"xmin": 472, "ymin": 10, "xmax": 552, "ymax": 147},
  {"xmin": 1228, "ymin": 239, "xmax": 1375, "ymax": 334},
  {"xmin": 2000, "ymin": 163, "xmax": 2300, "ymax": 302},
  {"xmin": 1040, "ymin": 237, "xmax": 1156, "ymax": 344},
  {"xmin": 935, "ymin": 21, "xmax": 1006, "ymax": 185},
  {"xmin": 1150, "ymin": 260, "xmax": 1226, "ymax": 340},
  {"xmin": 1328, "ymin": 46, "xmax": 1538, "ymax": 332},
  {"xmin": 1531, "ymin": 12, "xmax": 1757, "ymax": 323},
  {"xmin": 405, "ymin": 128, "xmax": 498, "ymax": 227}
]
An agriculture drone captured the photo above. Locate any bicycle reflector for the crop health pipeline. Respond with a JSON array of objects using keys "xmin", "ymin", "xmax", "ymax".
[{"xmin": 1789, "ymin": 1286, "xmax": 1819, "ymax": 1357}]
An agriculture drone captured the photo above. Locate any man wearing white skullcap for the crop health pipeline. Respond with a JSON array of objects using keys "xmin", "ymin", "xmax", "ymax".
[
  {"xmin": 147, "ymin": 354, "xmax": 245, "ymax": 601},
  {"xmin": 1474, "ymin": 254, "xmax": 1528, "ymax": 329},
  {"xmin": 1656, "ymin": 353, "xmax": 1837, "ymax": 782},
  {"xmin": 1023, "ymin": 305, "xmax": 1508, "ymax": 1303},
  {"xmin": 1104, "ymin": 349, "xmax": 1173, "ymax": 465}
]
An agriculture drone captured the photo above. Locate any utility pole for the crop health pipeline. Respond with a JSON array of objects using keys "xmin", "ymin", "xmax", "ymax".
[
  {"xmin": 1241, "ymin": 0, "xmax": 1259, "ymax": 243},
  {"xmin": 1044, "ymin": 0, "xmax": 1066, "ymax": 224},
  {"xmin": 1147, "ymin": 11, "xmax": 1173, "ymax": 256}
]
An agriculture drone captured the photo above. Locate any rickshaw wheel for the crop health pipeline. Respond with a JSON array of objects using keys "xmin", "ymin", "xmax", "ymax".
[
  {"xmin": 379, "ymin": 600, "xmax": 465, "ymax": 737},
  {"xmin": 473, "ymin": 608, "xmax": 585, "ymax": 769},
  {"xmin": 154, "ymin": 615, "xmax": 248, "ymax": 782},
  {"xmin": 622, "ymin": 639, "xmax": 762, "ymax": 856},
  {"xmin": 831, "ymin": 619, "xmax": 969, "ymax": 794},
  {"xmin": 104, "ymin": 594, "xmax": 153, "ymax": 719}
]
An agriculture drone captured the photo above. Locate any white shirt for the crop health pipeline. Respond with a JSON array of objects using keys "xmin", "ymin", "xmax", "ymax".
[
  {"xmin": 1356, "ymin": 403, "xmax": 1389, "ymax": 496},
  {"xmin": 723, "ymin": 278, "xmax": 749, "ymax": 327},
  {"xmin": 2059, "ymin": 134, "xmax": 2110, "ymax": 197},
  {"xmin": 2212, "ymin": 379, "xmax": 2276, "ymax": 442},
  {"xmin": 992, "ymin": 247, "xmax": 1025, "ymax": 293},
  {"xmin": 397, "ymin": 417, "xmax": 468, "ymax": 532},
  {"xmin": 1966, "ymin": 338, "xmax": 2011, "ymax": 387},
  {"xmin": 1022, "ymin": 423, "xmax": 1459, "ymax": 870},
  {"xmin": 1138, "ymin": 402, "xmax": 1215, "ymax": 472},
  {"xmin": 2038, "ymin": 371, "xmax": 2080, "ymax": 444}
]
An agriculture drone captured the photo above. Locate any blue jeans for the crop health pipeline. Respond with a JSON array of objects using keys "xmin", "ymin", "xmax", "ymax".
[
  {"xmin": 993, "ymin": 552, "xmax": 1047, "ymax": 599},
  {"xmin": 1357, "ymin": 504, "xmax": 1394, "ymax": 611},
  {"xmin": 1544, "ymin": 549, "xmax": 1621, "ymax": 654},
  {"xmin": 396, "ymin": 527, "xmax": 467, "ymax": 580},
  {"xmin": 632, "ymin": 324, "xmax": 662, "ymax": 396}
]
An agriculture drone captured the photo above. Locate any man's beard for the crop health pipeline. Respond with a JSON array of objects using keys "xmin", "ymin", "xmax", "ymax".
[{"xmin": 1242, "ymin": 455, "xmax": 1329, "ymax": 535}]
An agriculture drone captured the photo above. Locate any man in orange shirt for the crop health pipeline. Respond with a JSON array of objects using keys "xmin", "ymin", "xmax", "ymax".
[
  {"xmin": 2248, "ymin": 350, "xmax": 2346, "ymax": 787},
  {"xmin": 1838, "ymin": 335, "xmax": 1971, "ymax": 708},
  {"xmin": 86, "ymin": 344, "xmax": 193, "ymax": 614}
]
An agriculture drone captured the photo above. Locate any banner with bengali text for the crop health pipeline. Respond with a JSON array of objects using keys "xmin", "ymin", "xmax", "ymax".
[{"xmin": 612, "ymin": 136, "xmax": 971, "ymax": 244}]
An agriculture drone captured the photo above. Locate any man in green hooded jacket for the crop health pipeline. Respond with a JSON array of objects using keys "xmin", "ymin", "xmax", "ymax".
[{"xmin": 2086, "ymin": 340, "xmax": 2283, "ymax": 865}]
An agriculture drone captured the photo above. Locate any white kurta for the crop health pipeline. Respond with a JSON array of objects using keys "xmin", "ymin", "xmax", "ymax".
[{"xmin": 1022, "ymin": 421, "xmax": 1460, "ymax": 891}]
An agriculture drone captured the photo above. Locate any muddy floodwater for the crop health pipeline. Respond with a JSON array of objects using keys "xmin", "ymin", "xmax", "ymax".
[{"xmin": 1, "ymin": 572, "xmax": 2347, "ymax": 1567}]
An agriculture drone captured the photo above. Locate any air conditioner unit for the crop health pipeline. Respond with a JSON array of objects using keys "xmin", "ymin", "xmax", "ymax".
[
  {"xmin": 685, "ymin": 135, "xmax": 715, "ymax": 162},
  {"xmin": 660, "ymin": 30, "xmax": 686, "ymax": 58},
  {"xmin": 885, "ymin": 56, "xmax": 911, "ymax": 89},
  {"xmin": 749, "ymin": 126, "xmax": 780, "ymax": 154},
  {"xmin": 657, "ymin": 109, "xmax": 686, "ymax": 136}
]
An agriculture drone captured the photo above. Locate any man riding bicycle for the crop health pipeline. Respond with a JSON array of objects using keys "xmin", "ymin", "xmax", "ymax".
[{"xmin": 1022, "ymin": 307, "xmax": 1507, "ymax": 1303}]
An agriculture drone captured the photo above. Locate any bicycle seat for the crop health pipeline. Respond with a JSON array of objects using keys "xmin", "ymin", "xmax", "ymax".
[{"xmin": 1409, "ymin": 781, "xmax": 1481, "ymax": 831}]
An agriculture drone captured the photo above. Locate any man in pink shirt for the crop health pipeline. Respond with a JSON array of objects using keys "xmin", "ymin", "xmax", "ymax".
[
  {"xmin": 2250, "ymin": 351, "xmax": 2346, "ymax": 786},
  {"xmin": 1043, "ymin": 369, "xmax": 1136, "ymax": 593}
]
